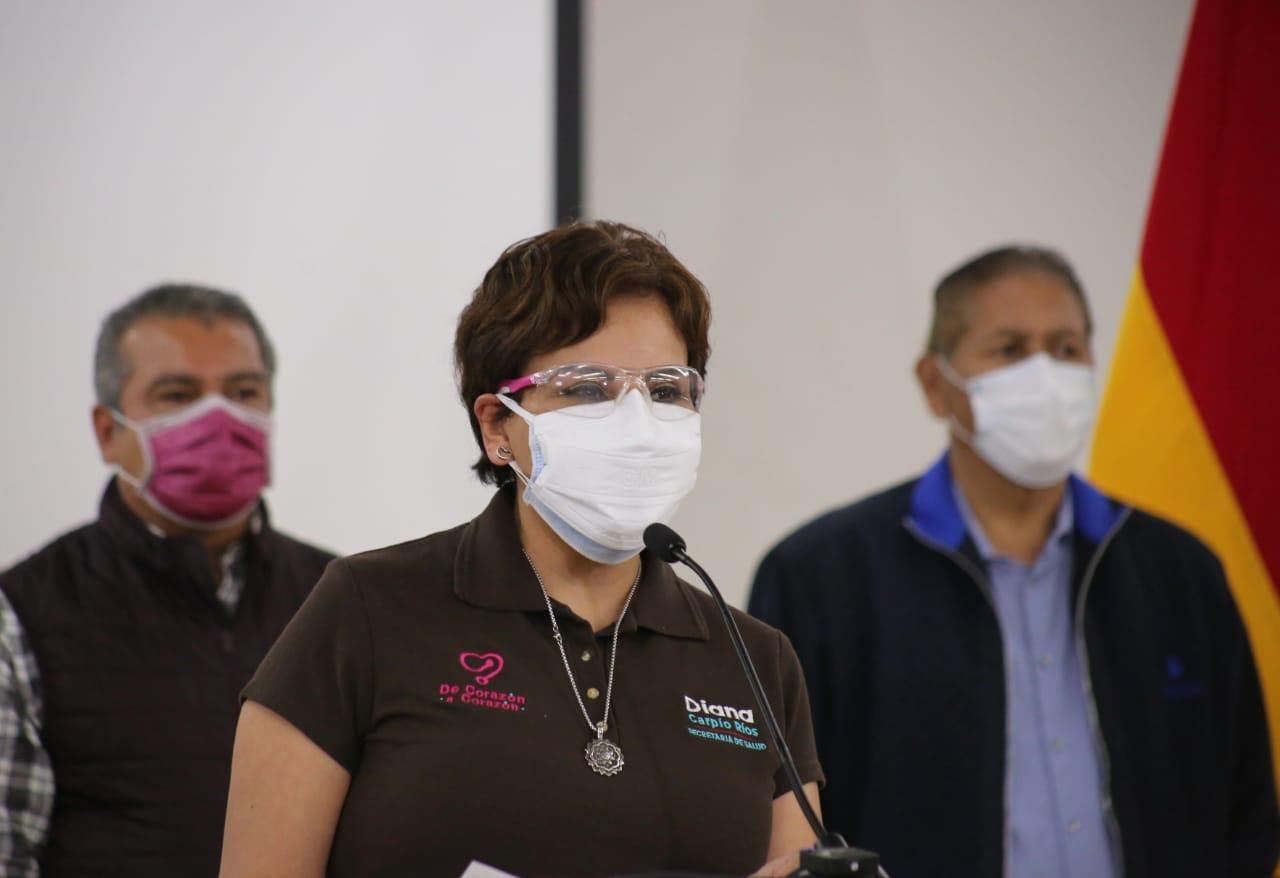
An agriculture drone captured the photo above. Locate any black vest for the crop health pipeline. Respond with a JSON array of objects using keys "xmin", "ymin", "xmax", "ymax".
[{"xmin": 0, "ymin": 483, "xmax": 333, "ymax": 877}]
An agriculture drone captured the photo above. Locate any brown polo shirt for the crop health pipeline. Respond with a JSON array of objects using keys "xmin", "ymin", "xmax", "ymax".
[{"xmin": 243, "ymin": 488, "xmax": 823, "ymax": 877}]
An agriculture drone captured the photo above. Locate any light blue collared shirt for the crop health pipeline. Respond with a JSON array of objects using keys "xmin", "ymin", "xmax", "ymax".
[{"xmin": 953, "ymin": 484, "xmax": 1118, "ymax": 878}]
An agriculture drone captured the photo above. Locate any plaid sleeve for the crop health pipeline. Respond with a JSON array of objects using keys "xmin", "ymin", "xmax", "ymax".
[{"xmin": 0, "ymin": 591, "xmax": 53, "ymax": 876}]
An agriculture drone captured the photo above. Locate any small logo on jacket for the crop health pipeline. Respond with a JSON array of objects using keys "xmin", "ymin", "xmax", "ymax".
[
  {"xmin": 459, "ymin": 651, "xmax": 504, "ymax": 685},
  {"xmin": 1162, "ymin": 654, "xmax": 1204, "ymax": 700},
  {"xmin": 684, "ymin": 695, "xmax": 767, "ymax": 751},
  {"xmin": 436, "ymin": 650, "xmax": 527, "ymax": 714}
]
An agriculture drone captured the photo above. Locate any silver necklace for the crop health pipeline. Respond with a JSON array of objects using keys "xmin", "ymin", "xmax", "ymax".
[{"xmin": 523, "ymin": 549, "xmax": 641, "ymax": 777}]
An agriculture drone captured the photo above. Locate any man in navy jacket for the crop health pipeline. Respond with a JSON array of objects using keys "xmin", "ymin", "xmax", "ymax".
[{"xmin": 749, "ymin": 246, "xmax": 1278, "ymax": 878}]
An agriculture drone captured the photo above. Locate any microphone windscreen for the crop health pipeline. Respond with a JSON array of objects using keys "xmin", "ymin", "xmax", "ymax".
[{"xmin": 642, "ymin": 523, "xmax": 685, "ymax": 562}]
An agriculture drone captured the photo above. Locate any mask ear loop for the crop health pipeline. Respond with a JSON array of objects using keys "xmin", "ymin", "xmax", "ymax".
[
  {"xmin": 496, "ymin": 393, "xmax": 536, "ymax": 423},
  {"xmin": 934, "ymin": 355, "xmax": 968, "ymax": 390},
  {"xmin": 495, "ymin": 444, "xmax": 534, "ymax": 489},
  {"xmin": 933, "ymin": 356, "xmax": 982, "ymax": 448},
  {"xmin": 494, "ymin": 397, "xmax": 541, "ymax": 485},
  {"xmin": 108, "ymin": 410, "xmax": 155, "ymax": 491}
]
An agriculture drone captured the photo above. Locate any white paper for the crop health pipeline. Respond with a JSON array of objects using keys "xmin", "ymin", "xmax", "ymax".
[{"xmin": 458, "ymin": 861, "xmax": 521, "ymax": 878}]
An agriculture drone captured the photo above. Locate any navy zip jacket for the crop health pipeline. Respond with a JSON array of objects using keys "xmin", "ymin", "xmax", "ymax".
[{"xmin": 748, "ymin": 456, "xmax": 1278, "ymax": 878}]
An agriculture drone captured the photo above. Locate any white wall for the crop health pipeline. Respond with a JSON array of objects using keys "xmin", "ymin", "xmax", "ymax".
[
  {"xmin": 586, "ymin": 0, "xmax": 1194, "ymax": 605},
  {"xmin": 0, "ymin": 0, "xmax": 552, "ymax": 565}
]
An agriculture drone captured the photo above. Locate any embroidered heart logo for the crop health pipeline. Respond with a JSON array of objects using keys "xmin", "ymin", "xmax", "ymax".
[{"xmin": 459, "ymin": 652, "xmax": 505, "ymax": 685}]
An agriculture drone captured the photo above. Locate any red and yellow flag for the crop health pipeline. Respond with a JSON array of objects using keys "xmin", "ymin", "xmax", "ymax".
[{"xmin": 1091, "ymin": 0, "xmax": 1280, "ymax": 829}]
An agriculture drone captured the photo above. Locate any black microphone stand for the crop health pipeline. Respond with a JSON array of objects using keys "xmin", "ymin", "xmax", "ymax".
[{"xmin": 644, "ymin": 525, "xmax": 883, "ymax": 877}]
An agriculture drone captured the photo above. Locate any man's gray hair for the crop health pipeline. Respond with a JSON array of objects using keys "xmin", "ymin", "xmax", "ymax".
[
  {"xmin": 925, "ymin": 244, "xmax": 1093, "ymax": 356},
  {"xmin": 94, "ymin": 284, "xmax": 277, "ymax": 409}
]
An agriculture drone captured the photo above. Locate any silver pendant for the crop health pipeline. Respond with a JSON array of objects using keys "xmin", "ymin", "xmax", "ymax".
[{"xmin": 585, "ymin": 736, "xmax": 624, "ymax": 776}]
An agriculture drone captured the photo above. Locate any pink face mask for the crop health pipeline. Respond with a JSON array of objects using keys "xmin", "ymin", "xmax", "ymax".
[{"xmin": 113, "ymin": 396, "xmax": 273, "ymax": 530}]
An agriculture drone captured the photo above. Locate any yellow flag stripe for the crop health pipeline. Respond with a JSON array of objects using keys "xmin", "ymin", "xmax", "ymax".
[{"xmin": 1091, "ymin": 267, "xmax": 1280, "ymax": 803}]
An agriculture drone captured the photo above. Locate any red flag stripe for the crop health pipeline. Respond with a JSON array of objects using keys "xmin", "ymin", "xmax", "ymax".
[{"xmin": 1140, "ymin": 0, "xmax": 1280, "ymax": 587}]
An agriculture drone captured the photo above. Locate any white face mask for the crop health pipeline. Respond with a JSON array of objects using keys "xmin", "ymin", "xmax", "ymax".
[
  {"xmin": 938, "ymin": 352, "xmax": 1096, "ymax": 489},
  {"xmin": 498, "ymin": 390, "xmax": 702, "ymax": 564}
]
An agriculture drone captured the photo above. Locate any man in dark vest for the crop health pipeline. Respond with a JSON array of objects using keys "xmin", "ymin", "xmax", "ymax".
[{"xmin": 0, "ymin": 285, "xmax": 334, "ymax": 876}]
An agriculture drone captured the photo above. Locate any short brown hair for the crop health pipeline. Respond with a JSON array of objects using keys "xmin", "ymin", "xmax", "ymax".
[
  {"xmin": 926, "ymin": 244, "xmax": 1093, "ymax": 356},
  {"xmin": 454, "ymin": 220, "xmax": 713, "ymax": 486}
]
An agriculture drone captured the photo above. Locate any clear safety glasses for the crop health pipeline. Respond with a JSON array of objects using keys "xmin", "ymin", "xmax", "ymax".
[{"xmin": 498, "ymin": 362, "xmax": 704, "ymax": 419}]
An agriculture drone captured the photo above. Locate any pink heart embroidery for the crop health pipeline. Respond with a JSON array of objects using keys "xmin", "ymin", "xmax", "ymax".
[{"xmin": 459, "ymin": 651, "xmax": 505, "ymax": 685}]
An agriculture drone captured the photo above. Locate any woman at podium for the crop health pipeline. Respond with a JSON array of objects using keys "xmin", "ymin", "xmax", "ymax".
[{"xmin": 219, "ymin": 221, "xmax": 824, "ymax": 878}]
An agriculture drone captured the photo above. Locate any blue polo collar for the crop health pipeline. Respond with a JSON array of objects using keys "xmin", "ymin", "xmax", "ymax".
[{"xmin": 907, "ymin": 452, "xmax": 1125, "ymax": 550}]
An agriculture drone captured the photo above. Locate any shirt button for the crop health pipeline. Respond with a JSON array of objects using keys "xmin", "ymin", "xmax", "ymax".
[
  {"xmin": 1067, "ymin": 820, "xmax": 1082, "ymax": 834},
  {"xmin": 580, "ymin": 650, "xmax": 593, "ymax": 662},
  {"xmin": 1038, "ymin": 655, "xmax": 1053, "ymax": 668},
  {"xmin": 1051, "ymin": 737, "xmax": 1065, "ymax": 752},
  {"xmin": 586, "ymin": 687, "xmax": 601, "ymax": 700}
]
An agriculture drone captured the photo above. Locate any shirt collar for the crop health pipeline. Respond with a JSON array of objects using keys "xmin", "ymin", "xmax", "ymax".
[
  {"xmin": 906, "ymin": 451, "xmax": 1125, "ymax": 549},
  {"xmin": 99, "ymin": 479, "xmax": 270, "ymax": 569},
  {"xmin": 951, "ymin": 476, "xmax": 1074, "ymax": 564},
  {"xmin": 452, "ymin": 489, "xmax": 710, "ymax": 641},
  {"xmin": 142, "ymin": 511, "xmax": 262, "ymax": 543}
]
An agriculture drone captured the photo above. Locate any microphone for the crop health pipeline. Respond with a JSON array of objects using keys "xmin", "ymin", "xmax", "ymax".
[{"xmin": 643, "ymin": 524, "xmax": 884, "ymax": 877}]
